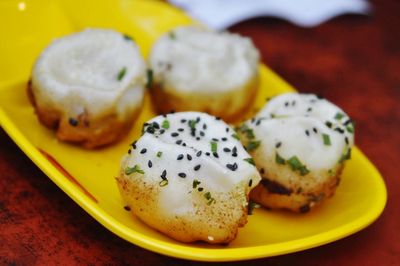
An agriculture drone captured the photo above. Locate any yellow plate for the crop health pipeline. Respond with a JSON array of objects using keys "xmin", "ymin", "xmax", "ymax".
[{"xmin": 0, "ymin": 0, "xmax": 387, "ymax": 262}]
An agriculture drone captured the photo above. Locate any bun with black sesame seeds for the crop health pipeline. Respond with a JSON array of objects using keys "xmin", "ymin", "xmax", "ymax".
[
  {"xmin": 148, "ymin": 26, "xmax": 260, "ymax": 122},
  {"xmin": 28, "ymin": 29, "xmax": 146, "ymax": 148},
  {"xmin": 238, "ymin": 93, "xmax": 355, "ymax": 213},
  {"xmin": 116, "ymin": 112, "xmax": 261, "ymax": 243}
]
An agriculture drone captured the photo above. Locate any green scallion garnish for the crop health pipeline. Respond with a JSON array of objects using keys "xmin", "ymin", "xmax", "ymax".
[
  {"xmin": 275, "ymin": 153, "xmax": 285, "ymax": 165},
  {"xmin": 157, "ymin": 151, "xmax": 163, "ymax": 158},
  {"xmin": 146, "ymin": 69, "xmax": 153, "ymax": 89},
  {"xmin": 159, "ymin": 179, "xmax": 168, "ymax": 187},
  {"xmin": 335, "ymin": 112, "xmax": 344, "ymax": 120},
  {"xmin": 246, "ymin": 140, "xmax": 261, "ymax": 151},
  {"xmin": 287, "ymin": 156, "xmax": 310, "ymax": 176},
  {"xmin": 117, "ymin": 67, "xmax": 127, "ymax": 81},
  {"xmin": 322, "ymin": 133, "xmax": 331, "ymax": 146},
  {"xmin": 244, "ymin": 158, "xmax": 255, "ymax": 166},
  {"xmin": 162, "ymin": 120, "xmax": 170, "ymax": 129},
  {"xmin": 125, "ymin": 165, "xmax": 144, "ymax": 175},
  {"xmin": 193, "ymin": 179, "xmax": 201, "ymax": 189},
  {"xmin": 210, "ymin": 141, "xmax": 217, "ymax": 153}
]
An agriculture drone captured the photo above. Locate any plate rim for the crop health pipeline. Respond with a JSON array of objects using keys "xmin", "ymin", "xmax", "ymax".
[{"xmin": 0, "ymin": 65, "xmax": 387, "ymax": 262}]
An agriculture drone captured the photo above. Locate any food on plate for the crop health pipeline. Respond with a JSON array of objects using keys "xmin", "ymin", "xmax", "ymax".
[
  {"xmin": 238, "ymin": 93, "xmax": 355, "ymax": 213},
  {"xmin": 148, "ymin": 26, "xmax": 260, "ymax": 121},
  {"xmin": 116, "ymin": 112, "xmax": 261, "ymax": 243},
  {"xmin": 28, "ymin": 28, "xmax": 146, "ymax": 148}
]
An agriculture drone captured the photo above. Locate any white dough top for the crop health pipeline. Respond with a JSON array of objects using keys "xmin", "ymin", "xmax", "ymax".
[
  {"xmin": 122, "ymin": 112, "xmax": 261, "ymax": 216},
  {"xmin": 247, "ymin": 93, "xmax": 355, "ymax": 172},
  {"xmin": 149, "ymin": 26, "xmax": 260, "ymax": 93},
  {"xmin": 32, "ymin": 28, "xmax": 146, "ymax": 118}
]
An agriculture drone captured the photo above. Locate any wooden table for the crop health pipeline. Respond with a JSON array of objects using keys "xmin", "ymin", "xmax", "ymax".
[{"xmin": 1, "ymin": 0, "xmax": 399, "ymax": 264}]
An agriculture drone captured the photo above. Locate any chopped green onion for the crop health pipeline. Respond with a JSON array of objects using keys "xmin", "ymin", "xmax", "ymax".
[
  {"xmin": 287, "ymin": 156, "xmax": 310, "ymax": 176},
  {"xmin": 162, "ymin": 120, "xmax": 170, "ymax": 129},
  {"xmin": 193, "ymin": 179, "xmax": 201, "ymax": 189},
  {"xmin": 159, "ymin": 179, "xmax": 168, "ymax": 187},
  {"xmin": 243, "ymin": 158, "xmax": 255, "ymax": 166},
  {"xmin": 125, "ymin": 165, "xmax": 144, "ymax": 175},
  {"xmin": 157, "ymin": 151, "xmax": 163, "ymax": 158},
  {"xmin": 168, "ymin": 31, "xmax": 176, "ymax": 40},
  {"xmin": 346, "ymin": 125, "xmax": 354, "ymax": 133},
  {"xmin": 275, "ymin": 153, "xmax": 286, "ymax": 165},
  {"xmin": 210, "ymin": 141, "xmax": 218, "ymax": 153},
  {"xmin": 238, "ymin": 124, "xmax": 255, "ymax": 139},
  {"xmin": 339, "ymin": 148, "xmax": 352, "ymax": 163},
  {"xmin": 231, "ymin": 133, "xmax": 240, "ymax": 140},
  {"xmin": 335, "ymin": 112, "xmax": 344, "ymax": 120},
  {"xmin": 247, "ymin": 140, "xmax": 261, "ymax": 151},
  {"xmin": 322, "ymin": 133, "xmax": 331, "ymax": 146},
  {"xmin": 146, "ymin": 69, "xmax": 153, "ymax": 88},
  {"xmin": 117, "ymin": 67, "xmax": 127, "ymax": 81},
  {"xmin": 189, "ymin": 119, "xmax": 197, "ymax": 129},
  {"xmin": 248, "ymin": 201, "xmax": 260, "ymax": 215}
]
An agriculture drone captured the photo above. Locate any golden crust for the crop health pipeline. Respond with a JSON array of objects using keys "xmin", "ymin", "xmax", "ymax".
[
  {"xmin": 28, "ymin": 81, "xmax": 140, "ymax": 149},
  {"xmin": 250, "ymin": 165, "xmax": 344, "ymax": 213},
  {"xmin": 150, "ymin": 75, "xmax": 259, "ymax": 123},
  {"xmin": 116, "ymin": 172, "xmax": 249, "ymax": 244}
]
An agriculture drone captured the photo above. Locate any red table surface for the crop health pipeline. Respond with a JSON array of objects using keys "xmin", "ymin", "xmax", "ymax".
[{"xmin": 1, "ymin": 0, "xmax": 399, "ymax": 265}]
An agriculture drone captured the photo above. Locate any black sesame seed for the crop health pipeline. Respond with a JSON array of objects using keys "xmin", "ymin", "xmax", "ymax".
[
  {"xmin": 223, "ymin": 148, "xmax": 231, "ymax": 152},
  {"xmin": 200, "ymin": 131, "xmax": 205, "ymax": 137},
  {"xmin": 160, "ymin": 129, "xmax": 165, "ymax": 134},
  {"xmin": 198, "ymin": 187, "xmax": 204, "ymax": 192},
  {"xmin": 260, "ymin": 168, "xmax": 265, "ymax": 174},
  {"xmin": 181, "ymin": 119, "xmax": 186, "ymax": 123},
  {"xmin": 152, "ymin": 122, "xmax": 160, "ymax": 129},
  {"xmin": 196, "ymin": 137, "xmax": 200, "ymax": 141},
  {"xmin": 249, "ymin": 179, "xmax": 253, "ymax": 187},
  {"xmin": 161, "ymin": 170, "xmax": 167, "ymax": 179},
  {"xmin": 131, "ymin": 141, "xmax": 137, "ymax": 149},
  {"xmin": 276, "ymin": 142, "xmax": 282, "ymax": 148},
  {"xmin": 203, "ymin": 124, "xmax": 207, "ymax": 130},
  {"xmin": 146, "ymin": 126, "xmax": 155, "ymax": 134},
  {"xmin": 176, "ymin": 140, "xmax": 182, "ymax": 145},
  {"xmin": 226, "ymin": 163, "xmax": 238, "ymax": 171},
  {"xmin": 215, "ymin": 117, "xmax": 221, "ymax": 120},
  {"xmin": 212, "ymin": 138, "xmax": 219, "ymax": 142},
  {"xmin": 344, "ymin": 119, "xmax": 352, "ymax": 126},
  {"xmin": 305, "ymin": 130, "xmax": 310, "ymax": 136},
  {"xmin": 148, "ymin": 160, "xmax": 153, "ymax": 168},
  {"xmin": 124, "ymin": 206, "xmax": 131, "ymax": 211},
  {"xmin": 196, "ymin": 151, "xmax": 202, "ymax": 157},
  {"xmin": 256, "ymin": 119, "xmax": 262, "ymax": 126},
  {"xmin": 307, "ymin": 107, "xmax": 312, "ymax": 112},
  {"xmin": 178, "ymin": 172, "xmax": 186, "ymax": 178},
  {"xmin": 291, "ymin": 100, "xmax": 296, "ymax": 106},
  {"xmin": 177, "ymin": 154, "xmax": 184, "ymax": 160},
  {"xmin": 162, "ymin": 114, "xmax": 167, "ymax": 118},
  {"xmin": 171, "ymin": 132, "xmax": 179, "ymax": 137},
  {"xmin": 213, "ymin": 152, "xmax": 219, "ymax": 158},
  {"xmin": 140, "ymin": 148, "xmax": 147, "ymax": 154},
  {"xmin": 335, "ymin": 127, "xmax": 345, "ymax": 134},
  {"xmin": 187, "ymin": 154, "xmax": 192, "ymax": 160},
  {"xmin": 206, "ymin": 152, "xmax": 210, "ymax": 156},
  {"xmin": 313, "ymin": 127, "xmax": 318, "ymax": 133},
  {"xmin": 325, "ymin": 121, "xmax": 333, "ymax": 128},
  {"xmin": 182, "ymin": 143, "xmax": 186, "ymax": 147},
  {"xmin": 222, "ymin": 137, "xmax": 227, "ymax": 141},
  {"xmin": 226, "ymin": 127, "xmax": 229, "ymax": 133},
  {"xmin": 194, "ymin": 165, "xmax": 201, "ymax": 171},
  {"xmin": 232, "ymin": 153, "xmax": 238, "ymax": 157},
  {"xmin": 196, "ymin": 117, "xmax": 200, "ymax": 123},
  {"xmin": 69, "ymin": 118, "xmax": 78, "ymax": 126},
  {"xmin": 284, "ymin": 102, "xmax": 289, "ymax": 107},
  {"xmin": 178, "ymin": 128, "xmax": 184, "ymax": 132},
  {"xmin": 232, "ymin": 147, "xmax": 237, "ymax": 153},
  {"xmin": 345, "ymin": 137, "xmax": 349, "ymax": 144}
]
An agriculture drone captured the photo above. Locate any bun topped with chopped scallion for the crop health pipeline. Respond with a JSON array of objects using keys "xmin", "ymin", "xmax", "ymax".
[
  {"xmin": 117, "ymin": 111, "xmax": 261, "ymax": 243},
  {"xmin": 238, "ymin": 93, "xmax": 355, "ymax": 213},
  {"xmin": 28, "ymin": 29, "xmax": 146, "ymax": 148}
]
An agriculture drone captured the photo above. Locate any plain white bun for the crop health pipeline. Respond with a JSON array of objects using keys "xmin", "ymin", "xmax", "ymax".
[{"xmin": 149, "ymin": 26, "xmax": 260, "ymax": 121}]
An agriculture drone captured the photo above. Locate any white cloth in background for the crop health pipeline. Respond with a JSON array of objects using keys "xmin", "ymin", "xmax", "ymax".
[{"xmin": 169, "ymin": 0, "xmax": 371, "ymax": 29}]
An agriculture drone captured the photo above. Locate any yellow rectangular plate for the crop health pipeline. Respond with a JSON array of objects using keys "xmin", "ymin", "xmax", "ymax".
[{"xmin": 0, "ymin": 0, "xmax": 387, "ymax": 262}]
